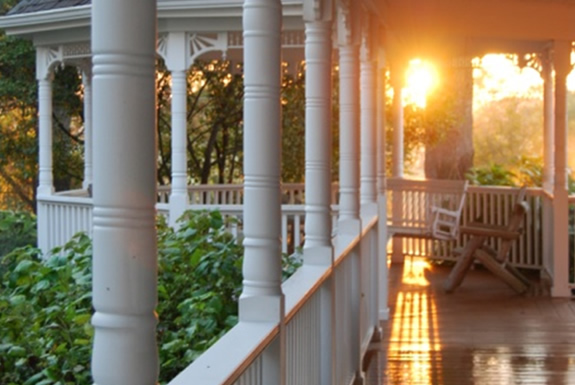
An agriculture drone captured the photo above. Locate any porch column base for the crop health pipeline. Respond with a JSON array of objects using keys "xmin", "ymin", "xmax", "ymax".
[
  {"xmin": 168, "ymin": 193, "xmax": 188, "ymax": 227},
  {"xmin": 303, "ymin": 245, "xmax": 333, "ymax": 266}
]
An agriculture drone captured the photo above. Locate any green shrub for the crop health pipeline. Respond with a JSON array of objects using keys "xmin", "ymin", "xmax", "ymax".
[
  {"xmin": 0, "ymin": 235, "xmax": 92, "ymax": 385},
  {"xmin": 0, "ymin": 210, "xmax": 36, "ymax": 259},
  {"xmin": 0, "ymin": 210, "xmax": 301, "ymax": 384}
]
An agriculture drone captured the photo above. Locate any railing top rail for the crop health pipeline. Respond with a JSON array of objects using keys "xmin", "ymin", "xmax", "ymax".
[
  {"xmin": 386, "ymin": 177, "xmax": 469, "ymax": 193},
  {"xmin": 467, "ymin": 185, "xmax": 544, "ymax": 196},
  {"xmin": 37, "ymin": 194, "xmax": 93, "ymax": 205},
  {"xmin": 168, "ymin": 322, "xmax": 279, "ymax": 385}
]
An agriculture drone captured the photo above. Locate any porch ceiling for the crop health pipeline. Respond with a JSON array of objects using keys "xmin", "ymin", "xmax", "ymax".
[{"xmin": 382, "ymin": 0, "xmax": 575, "ymax": 59}]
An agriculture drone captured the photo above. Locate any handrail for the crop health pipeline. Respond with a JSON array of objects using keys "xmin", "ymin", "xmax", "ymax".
[{"xmin": 167, "ymin": 206, "xmax": 379, "ymax": 385}]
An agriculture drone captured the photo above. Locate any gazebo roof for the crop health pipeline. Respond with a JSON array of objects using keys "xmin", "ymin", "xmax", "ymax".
[{"xmin": 7, "ymin": 0, "xmax": 90, "ymax": 15}]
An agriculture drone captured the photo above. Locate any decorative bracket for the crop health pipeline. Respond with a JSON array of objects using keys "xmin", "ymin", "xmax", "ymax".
[
  {"xmin": 36, "ymin": 46, "xmax": 63, "ymax": 81},
  {"xmin": 158, "ymin": 32, "xmax": 228, "ymax": 71}
]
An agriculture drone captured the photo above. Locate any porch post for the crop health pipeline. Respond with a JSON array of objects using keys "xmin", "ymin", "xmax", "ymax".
[
  {"xmin": 551, "ymin": 41, "xmax": 571, "ymax": 297},
  {"xmin": 303, "ymin": 2, "xmax": 334, "ymax": 383},
  {"xmin": 82, "ymin": 68, "xmax": 93, "ymax": 190},
  {"xmin": 35, "ymin": 47, "xmax": 57, "ymax": 255},
  {"xmin": 542, "ymin": 50, "xmax": 554, "ymax": 192},
  {"xmin": 90, "ymin": 0, "xmax": 159, "ymax": 384},
  {"xmin": 36, "ymin": 61, "xmax": 54, "ymax": 196},
  {"xmin": 391, "ymin": 68, "xmax": 404, "ymax": 178},
  {"xmin": 376, "ymin": 43, "xmax": 390, "ymax": 321},
  {"xmin": 303, "ymin": 1, "xmax": 333, "ymax": 263},
  {"xmin": 391, "ymin": 64, "xmax": 404, "ymax": 262},
  {"xmin": 165, "ymin": 32, "xmax": 191, "ymax": 227},
  {"xmin": 239, "ymin": 0, "xmax": 284, "ymax": 383},
  {"xmin": 360, "ymin": 22, "xmax": 377, "ymax": 209},
  {"xmin": 337, "ymin": 3, "xmax": 361, "ymax": 235},
  {"xmin": 541, "ymin": 49, "xmax": 555, "ymax": 277}
]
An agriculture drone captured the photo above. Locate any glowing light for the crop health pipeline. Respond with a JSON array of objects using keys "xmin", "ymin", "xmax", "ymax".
[
  {"xmin": 388, "ymin": 257, "xmax": 442, "ymax": 384},
  {"xmin": 403, "ymin": 59, "xmax": 439, "ymax": 109}
]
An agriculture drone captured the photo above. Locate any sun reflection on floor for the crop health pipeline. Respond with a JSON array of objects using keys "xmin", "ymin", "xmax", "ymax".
[{"xmin": 386, "ymin": 258, "xmax": 442, "ymax": 384}]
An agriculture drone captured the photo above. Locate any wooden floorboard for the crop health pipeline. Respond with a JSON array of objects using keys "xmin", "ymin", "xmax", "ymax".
[{"xmin": 366, "ymin": 257, "xmax": 575, "ymax": 385}]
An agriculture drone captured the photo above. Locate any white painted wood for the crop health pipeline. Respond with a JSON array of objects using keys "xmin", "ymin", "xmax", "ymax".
[
  {"xmin": 239, "ymin": 1, "xmax": 285, "ymax": 358},
  {"xmin": 359, "ymin": 24, "xmax": 377, "ymax": 205},
  {"xmin": 551, "ymin": 40, "xmax": 571, "ymax": 297},
  {"xmin": 542, "ymin": 50, "xmax": 554, "ymax": 192},
  {"xmin": 82, "ymin": 69, "xmax": 93, "ymax": 190},
  {"xmin": 376, "ymin": 43, "xmax": 389, "ymax": 321},
  {"xmin": 168, "ymin": 322, "xmax": 278, "ymax": 385},
  {"xmin": 391, "ymin": 74, "xmax": 404, "ymax": 178},
  {"xmin": 337, "ymin": 3, "xmax": 361, "ymax": 235},
  {"xmin": 37, "ymin": 76, "xmax": 54, "ymax": 195},
  {"xmin": 90, "ymin": 0, "xmax": 159, "ymax": 384},
  {"xmin": 168, "ymin": 69, "xmax": 190, "ymax": 226},
  {"xmin": 303, "ymin": 15, "xmax": 333, "ymax": 261}
]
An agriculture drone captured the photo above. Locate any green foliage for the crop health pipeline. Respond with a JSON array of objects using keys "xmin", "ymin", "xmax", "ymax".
[
  {"xmin": 465, "ymin": 156, "xmax": 547, "ymax": 188},
  {"xmin": 0, "ymin": 210, "xmax": 36, "ymax": 259},
  {"xmin": 466, "ymin": 163, "xmax": 516, "ymax": 186},
  {"xmin": 474, "ymin": 96, "xmax": 543, "ymax": 168},
  {"xmin": 156, "ymin": 210, "xmax": 243, "ymax": 380},
  {"xmin": 281, "ymin": 68, "xmax": 306, "ymax": 183},
  {"xmin": 0, "ymin": 210, "xmax": 301, "ymax": 384},
  {"xmin": 0, "ymin": 234, "xmax": 93, "ymax": 385}
]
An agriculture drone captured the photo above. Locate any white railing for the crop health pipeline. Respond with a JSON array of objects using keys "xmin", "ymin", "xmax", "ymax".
[
  {"xmin": 38, "ymin": 196, "xmax": 336, "ymax": 256},
  {"xmin": 37, "ymin": 194, "xmax": 93, "ymax": 254},
  {"xmin": 169, "ymin": 211, "xmax": 380, "ymax": 385},
  {"xmin": 387, "ymin": 183, "xmax": 545, "ymax": 270},
  {"xmin": 157, "ymin": 183, "xmax": 340, "ymax": 205}
]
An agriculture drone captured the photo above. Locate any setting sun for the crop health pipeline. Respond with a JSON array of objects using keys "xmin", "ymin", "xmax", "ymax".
[{"xmin": 403, "ymin": 59, "xmax": 439, "ymax": 108}]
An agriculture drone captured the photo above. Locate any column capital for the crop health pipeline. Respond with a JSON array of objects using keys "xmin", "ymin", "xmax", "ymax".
[
  {"xmin": 303, "ymin": 0, "xmax": 333, "ymax": 22},
  {"xmin": 36, "ymin": 46, "xmax": 62, "ymax": 81},
  {"xmin": 552, "ymin": 40, "xmax": 573, "ymax": 78},
  {"xmin": 336, "ymin": 0, "xmax": 360, "ymax": 46}
]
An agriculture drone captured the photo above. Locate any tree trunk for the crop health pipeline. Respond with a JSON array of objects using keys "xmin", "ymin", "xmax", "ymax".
[{"xmin": 425, "ymin": 57, "xmax": 474, "ymax": 179}]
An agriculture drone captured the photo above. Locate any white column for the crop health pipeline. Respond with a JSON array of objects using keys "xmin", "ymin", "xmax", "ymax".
[
  {"xmin": 376, "ymin": 46, "xmax": 390, "ymax": 321},
  {"xmin": 391, "ymin": 73, "xmax": 404, "ymax": 177},
  {"xmin": 240, "ymin": 0, "xmax": 284, "ymax": 321},
  {"xmin": 360, "ymin": 33, "xmax": 377, "ymax": 207},
  {"xmin": 551, "ymin": 41, "xmax": 571, "ymax": 297},
  {"xmin": 303, "ymin": 2, "xmax": 335, "ymax": 384},
  {"xmin": 303, "ymin": 18, "xmax": 333, "ymax": 263},
  {"xmin": 542, "ymin": 51, "xmax": 554, "ymax": 192},
  {"xmin": 337, "ymin": 35, "xmax": 361, "ymax": 234},
  {"xmin": 90, "ymin": 1, "xmax": 158, "ymax": 384},
  {"xmin": 82, "ymin": 69, "xmax": 93, "ymax": 190},
  {"xmin": 240, "ymin": 1, "xmax": 284, "ymax": 382},
  {"xmin": 164, "ymin": 32, "xmax": 191, "ymax": 227},
  {"xmin": 391, "ymin": 68, "xmax": 404, "ymax": 262},
  {"xmin": 37, "ymin": 76, "xmax": 54, "ymax": 195},
  {"xmin": 169, "ymin": 69, "xmax": 189, "ymax": 225},
  {"xmin": 541, "ymin": 50, "xmax": 555, "ymax": 276}
]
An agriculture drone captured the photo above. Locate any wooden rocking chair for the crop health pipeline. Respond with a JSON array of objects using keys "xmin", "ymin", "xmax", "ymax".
[{"xmin": 444, "ymin": 187, "xmax": 531, "ymax": 294}]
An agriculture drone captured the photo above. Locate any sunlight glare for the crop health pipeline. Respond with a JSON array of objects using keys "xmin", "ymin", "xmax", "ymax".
[{"xmin": 403, "ymin": 59, "xmax": 439, "ymax": 109}]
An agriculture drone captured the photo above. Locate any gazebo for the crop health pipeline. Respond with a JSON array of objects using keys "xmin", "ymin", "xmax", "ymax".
[{"xmin": 1, "ymin": 0, "xmax": 574, "ymax": 384}]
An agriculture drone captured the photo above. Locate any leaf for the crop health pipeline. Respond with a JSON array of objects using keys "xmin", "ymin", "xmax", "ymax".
[
  {"xmin": 14, "ymin": 259, "xmax": 33, "ymax": 273},
  {"xmin": 9, "ymin": 294, "xmax": 26, "ymax": 305},
  {"xmin": 72, "ymin": 314, "xmax": 91, "ymax": 326}
]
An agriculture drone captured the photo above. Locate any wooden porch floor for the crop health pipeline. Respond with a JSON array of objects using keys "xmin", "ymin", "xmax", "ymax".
[{"xmin": 365, "ymin": 257, "xmax": 575, "ymax": 384}]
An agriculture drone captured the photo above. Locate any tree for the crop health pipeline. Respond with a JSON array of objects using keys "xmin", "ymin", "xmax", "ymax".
[
  {"xmin": 424, "ymin": 57, "xmax": 474, "ymax": 179},
  {"xmin": 0, "ymin": 0, "xmax": 84, "ymax": 211}
]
